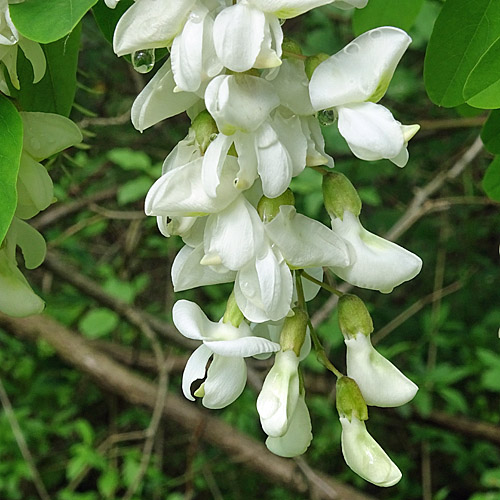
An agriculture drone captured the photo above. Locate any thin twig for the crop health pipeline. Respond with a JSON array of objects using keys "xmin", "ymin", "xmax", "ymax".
[{"xmin": 0, "ymin": 377, "xmax": 52, "ymax": 500}]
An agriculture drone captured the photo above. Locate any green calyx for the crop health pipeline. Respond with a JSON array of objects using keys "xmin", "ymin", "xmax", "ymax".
[
  {"xmin": 305, "ymin": 53, "xmax": 329, "ymax": 80},
  {"xmin": 338, "ymin": 294, "xmax": 373, "ymax": 339},
  {"xmin": 257, "ymin": 189, "xmax": 295, "ymax": 223},
  {"xmin": 336, "ymin": 376, "xmax": 368, "ymax": 422},
  {"xmin": 322, "ymin": 172, "xmax": 362, "ymax": 220},
  {"xmin": 223, "ymin": 290, "xmax": 244, "ymax": 327},
  {"xmin": 191, "ymin": 110, "xmax": 218, "ymax": 154},
  {"xmin": 279, "ymin": 307, "xmax": 308, "ymax": 357},
  {"xmin": 282, "ymin": 38, "xmax": 303, "ymax": 58}
]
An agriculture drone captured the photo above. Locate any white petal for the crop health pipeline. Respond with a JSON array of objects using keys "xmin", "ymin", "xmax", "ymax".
[
  {"xmin": 346, "ymin": 334, "xmax": 418, "ymax": 407},
  {"xmin": 253, "ymin": 15, "xmax": 283, "ymax": 69},
  {"xmin": 257, "ymin": 349, "xmax": 300, "ymax": 437},
  {"xmin": 266, "ymin": 394, "xmax": 312, "ymax": 457},
  {"xmin": 145, "ymin": 156, "xmax": 240, "ymax": 216},
  {"xmin": 131, "ymin": 60, "xmax": 199, "ymax": 132},
  {"xmin": 233, "ymin": 132, "xmax": 259, "ymax": 190},
  {"xmin": 330, "ymin": 211, "xmax": 422, "ymax": 293},
  {"xmin": 206, "ymin": 336, "xmax": 280, "ymax": 357},
  {"xmin": 202, "ymin": 133, "xmax": 233, "ymax": 198},
  {"xmin": 172, "ymin": 244, "xmax": 236, "ymax": 292},
  {"xmin": 172, "ymin": 299, "xmax": 211, "ymax": 340},
  {"xmin": 337, "ymin": 102, "xmax": 405, "ymax": 162},
  {"xmin": 271, "ymin": 59, "xmax": 314, "ymax": 115},
  {"xmin": 205, "ymin": 74, "xmax": 280, "ymax": 134},
  {"xmin": 213, "ymin": 4, "xmax": 265, "ymax": 72},
  {"xmin": 256, "ymin": 122, "xmax": 293, "ymax": 198},
  {"xmin": 18, "ymin": 37, "xmax": 46, "ymax": 83},
  {"xmin": 113, "ymin": 0, "xmax": 197, "ymax": 56},
  {"xmin": 309, "ymin": 27, "xmax": 411, "ymax": 109},
  {"xmin": 203, "ymin": 197, "xmax": 265, "ymax": 271},
  {"xmin": 251, "ymin": 0, "xmax": 334, "ymax": 18},
  {"xmin": 265, "ymin": 205, "xmax": 350, "ymax": 268},
  {"xmin": 203, "ymin": 355, "xmax": 247, "ymax": 409},
  {"xmin": 182, "ymin": 344, "xmax": 212, "ymax": 401},
  {"xmin": 20, "ymin": 112, "xmax": 82, "ymax": 161},
  {"xmin": 301, "ymin": 116, "xmax": 334, "ymax": 167},
  {"xmin": 340, "ymin": 416, "xmax": 402, "ymax": 487}
]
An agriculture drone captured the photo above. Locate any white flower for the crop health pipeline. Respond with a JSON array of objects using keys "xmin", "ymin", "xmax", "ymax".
[
  {"xmin": 345, "ymin": 333, "xmax": 418, "ymax": 407},
  {"xmin": 309, "ymin": 27, "xmax": 417, "ymax": 166},
  {"xmin": 330, "ymin": 210, "xmax": 422, "ymax": 293},
  {"xmin": 257, "ymin": 349, "xmax": 300, "ymax": 436},
  {"xmin": 340, "ymin": 416, "xmax": 402, "ymax": 487},
  {"xmin": 173, "ymin": 299, "xmax": 280, "ymax": 408},
  {"xmin": 266, "ymin": 394, "xmax": 312, "ymax": 457}
]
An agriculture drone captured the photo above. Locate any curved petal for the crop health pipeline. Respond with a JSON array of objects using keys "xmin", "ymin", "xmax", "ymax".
[
  {"xmin": 265, "ymin": 205, "xmax": 350, "ymax": 268},
  {"xmin": 10, "ymin": 218, "xmax": 46, "ymax": 270},
  {"xmin": 266, "ymin": 394, "xmax": 312, "ymax": 457},
  {"xmin": 251, "ymin": 0, "xmax": 333, "ymax": 18},
  {"xmin": 309, "ymin": 27, "xmax": 411, "ymax": 109},
  {"xmin": 203, "ymin": 355, "xmax": 247, "ymax": 409},
  {"xmin": 205, "ymin": 74, "xmax": 280, "ymax": 134},
  {"xmin": 213, "ymin": 4, "xmax": 265, "ymax": 72},
  {"xmin": 182, "ymin": 344, "xmax": 212, "ymax": 401},
  {"xmin": 340, "ymin": 416, "xmax": 402, "ymax": 487},
  {"xmin": 131, "ymin": 60, "xmax": 199, "ymax": 132},
  {"xmin": 172, "ymin": 244, "xmax": 236, "ymax": 292},
  {"xmin": 253, "ymin": 15, "xmax": 282, "ymax": 69},
  {"xmin": 206, "ymin": 336, "xmax": 280, "ymax": 357},
  {"xmin": 257, "ymin": 349, "xmax": 300, "ymax": 437},
  {"xmin": 201, "ymin": 133, "xmax": 233, "ymax": 198},
  {"xmin": 330, "ymin": 211, "xmax": 422, "ymax": 293},
  {"xmin": 18, "ymin": 37, "xmax": 46, "ymax": 83},
  {"xmin": 337, "ymin": 102, "xmax": 405, "ymax": 162},
  {"xmin": 113, "ymin": 0, "xmax": 197, "ymax": 56},
  {"xmin": 345, "ymin": 334, "xmax": 418, "ymax": 407},
  {"xmin": 172, "ymin": 299, "xmax": 211, "ymax": 340},
  {"xmin": 301, "ymin": 116, "xmax": 334, "ymax": 167}
]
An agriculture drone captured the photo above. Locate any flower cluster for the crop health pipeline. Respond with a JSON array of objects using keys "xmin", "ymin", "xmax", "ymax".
[{"xmin": 109, "ymin": 0, "xmax": 422, "ymax": 487}]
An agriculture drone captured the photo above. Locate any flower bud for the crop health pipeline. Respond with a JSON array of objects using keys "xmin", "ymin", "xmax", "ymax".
[
  {"xmin": 336, "ymin": 376, "xmax": 368, "ymax": 422},
  {"xmin": 282, "ymin": 38, "xmax": 302, "ymax": 58},
  {"xmin": 340, "ymin": 415, "xmax": 402, "ymax": 487},
  {"xmin": 279, "ymin": 307, "xmax": 308, "ymax": 357},
  {"xmin": 322, "ymin": 172, "xmax": 362, "ymax": 220},
  {"xmin": 257, "ymin": 189, "xmax": 295, "ymax": 223},
  {"xmin": 305, "ymin": 53, "xmax": 329, "ymax": 81},
  {"xmin": 223, "ymin": 290, "xmax": 244, "ymax": 327},
  {"xmin": 338, "ymin": 294, "xmax": 373, "ymax": 339},
  {"xmin": 191, "ymin": 110, "xmax": 218, "ymax": 154}
]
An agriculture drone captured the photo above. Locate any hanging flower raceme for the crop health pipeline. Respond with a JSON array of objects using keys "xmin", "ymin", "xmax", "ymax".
[
  {"xmin": 173, "ymin": 298, "xmax": 280, "ymax": 408},
  {"xmin": 309, "ymin": 26, "xmax": 419, "ymax": 166},
  {"xmin": 323, "ymin": 172, "xmax": 422, "ymax": 293}
]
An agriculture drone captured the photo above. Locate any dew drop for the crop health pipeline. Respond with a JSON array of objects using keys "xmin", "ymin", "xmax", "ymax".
[
  {"xmin": 369, "ymin": 29, "xmax": 382, "ymax": 39},
  {"xmin": 345, "ymin": 43, "xmax": 360, "ymax": 55},
  {"xmin": 132, "ymin": 49, "xmax": 155, "ymax": 74},
  {"xmin": 317, "ymin": 109, "xmax": 336, "ymax": 126},
  {"xmin": 209, "ymin": 132, "xmax": 218, "ymax": 142}
]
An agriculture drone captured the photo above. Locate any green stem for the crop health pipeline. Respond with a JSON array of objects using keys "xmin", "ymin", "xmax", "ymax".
[
  {"xmin": 295, "ymin": 270, "xmax": 343, "ymax": 378},
  {"xmin": 301, "ymin": 270, "xmax": 343, "ymax": 297}
]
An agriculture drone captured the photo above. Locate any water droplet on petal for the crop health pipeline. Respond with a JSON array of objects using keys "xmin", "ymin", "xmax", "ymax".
[
  {"xmin": 132, "ymin": 49, "xmax": 155, "ymax": 74},
  {"xmin": 345, "ymin": 43, "xmax": 360, "ymax": 55},
  {"xmin": 189, "ymin": 11, "xmax": 203, "ymax": 23},
  {"xmin": 209, "ymin": 133, "xmax": 218, "ymax": 142},
  {"xmin": 369, "ymin": 29, "xmax": 382, "ymax": 39},
  {"xmin": 317, "ymin": 109, "xmax": 336, "ymax": 126}
]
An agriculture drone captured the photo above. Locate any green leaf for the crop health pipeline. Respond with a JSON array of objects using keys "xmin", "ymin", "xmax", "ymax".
[
  {"xmin": 424, "ymin": 0, "xmax": 500, "ymax": 107},
  {"xmin": 117, "ymin": 176, "xmax": 152, "ymax": 206},
  {"xmin": 78, "ymin": 308, "xmax": 119, "ymax": 338},
  {"xmin": 0, "ymin": 95, "xmax": 23, "ymax": 245},
  {"xmin": 98, "ymin": 468, "xmax": 120, "ymax": 498},
  {"xmin": 107, "ymin": 148, "xmax": 151, "ymax": 171},
  {"xmin": 352, "ymin": 0, "xmax": 423, "ymax": 36},
  {"xmin": 464, "ymin": 36, "xmax": 500, "ymax": 109},
  {"xmin": 482, "ymin": 157, "xmax": 500, "ymax": 201},
  {"xmin": 92, "ymin": 0, "xmax": 134, "ymax": 45},
  {"xmin": 481, "ymin": 110, "xmax": 500, "ymax": 154},
  {"xmin": 9, "ymin": 0, "xmax": 97, "ymax": 44},
  {"xmin": 14, "ymin": 24, "xmax": 81, "ymax": 116}
]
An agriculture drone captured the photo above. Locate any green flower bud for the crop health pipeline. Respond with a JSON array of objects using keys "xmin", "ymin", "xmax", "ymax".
[
  {"xmin": 191, "ymin": 110, "xmax": 218, "ymax": 154},
  {"xmin": 257, "ymin": 189, "xmax": 295, "ymax": 223},
  {"xmin": 305, "ymin": 53, "xmax": 329, "ymax": 81},
  {"xmin": 282, "ymin": 38, "xmax": 303, "ymax": 58},
  {"xmin": 338, "ymin": 294, "xmax": 373, "ymax": 339},
  {"xmin": 279, "ymin": 307, "xmax": 308, "ymax": 357},
  {"xmin": 336, "ymin": 376, "xmax": 368, "ymax": 422},
  {"xmin": 322, "ymin": 172, "xmax": 362, "ymax": 220},
  {"xmin": 223, "ymin": 290, "xmax": 244, "ymax": 327}
]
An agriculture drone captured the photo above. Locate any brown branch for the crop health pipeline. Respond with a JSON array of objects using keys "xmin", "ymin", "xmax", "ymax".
[
  {"xmin": 418, "ymin": 116, "xmax": 486, "ymax": 132},
  {"xmin": 0, "ymin": 312, "xmax": 375, "ymax": 500}
]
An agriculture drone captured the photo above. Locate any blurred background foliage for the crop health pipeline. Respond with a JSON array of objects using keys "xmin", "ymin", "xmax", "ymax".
[{"xmin": 1, "ymin": 1, "xmax": 500, "ymax": 499}]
